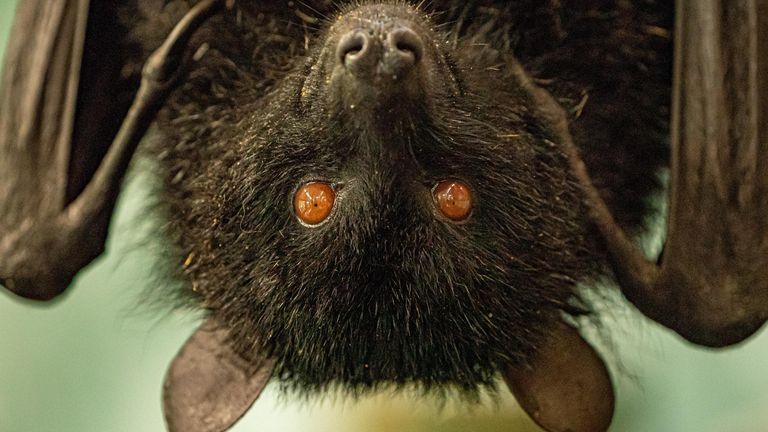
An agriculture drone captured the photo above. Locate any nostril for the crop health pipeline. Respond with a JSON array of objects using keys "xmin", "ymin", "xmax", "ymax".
[
  {"xmin": 396, "ymin": 41, "xmax": 416, "ymax": 56},
  {"xmin": 388, "ymin": 28, "xmax": 423, "ymax": 63},
  {"xmin": 337, "ymin": 31, "xmax": 369, "ymax": 66}
]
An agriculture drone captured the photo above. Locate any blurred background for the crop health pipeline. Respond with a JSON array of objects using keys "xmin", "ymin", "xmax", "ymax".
[{"xmin": 2, "ymin": 1, "xmax": 768, "ymax": 431}]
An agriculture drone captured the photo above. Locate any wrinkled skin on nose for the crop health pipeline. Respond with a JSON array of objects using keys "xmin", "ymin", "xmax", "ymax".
[
  {"xmin": 337, "ymin": 25, "xmax": 423, "ymax": 78},
  {"xmin": 300, "ymin": 4, "xmax": 460, "ymax": 128}
]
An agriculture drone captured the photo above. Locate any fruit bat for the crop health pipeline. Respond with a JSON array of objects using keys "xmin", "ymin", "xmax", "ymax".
[{"xmin": 1, "ymin": 1, "xmax": 766, "ymax": 431}]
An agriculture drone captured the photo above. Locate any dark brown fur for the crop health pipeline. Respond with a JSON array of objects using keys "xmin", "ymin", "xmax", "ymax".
[{"xmin": 123, "ymin": 0, "xmax": 671, "ymax": 395}]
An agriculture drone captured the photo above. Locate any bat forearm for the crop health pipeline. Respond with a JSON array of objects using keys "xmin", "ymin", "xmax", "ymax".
[{"xmin": 0, "ymin": 0, "xmax": 227, "ymax": 301}]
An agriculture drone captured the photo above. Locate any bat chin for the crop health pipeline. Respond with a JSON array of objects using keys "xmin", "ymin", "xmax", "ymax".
[{"xmin": 234, "ymin": 271, "xmax": 564, "ymax": 396}]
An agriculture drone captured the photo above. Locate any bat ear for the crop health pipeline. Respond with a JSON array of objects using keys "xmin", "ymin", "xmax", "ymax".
[
  {"xmin": 503, "ymin": 322, "xmax": 614, "ymax": 432},
  {"xmin": 163, "ymin": 317, "xmax": 276, "ymax": 432}
]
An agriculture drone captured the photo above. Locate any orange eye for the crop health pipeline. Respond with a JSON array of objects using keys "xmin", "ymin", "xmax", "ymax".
[
  {"xmin": 295, "ymin": 182, "xmax": 336, "ymax": 225},
  {"xmin": 433, "ymin": 180, "xmax": 472, "ymax": 221}
]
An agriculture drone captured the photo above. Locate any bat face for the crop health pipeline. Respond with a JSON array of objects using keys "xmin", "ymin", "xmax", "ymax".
[
  {"xmin": 158, "ymin": 2, "xmax": 602, "ymax": 393},
  {"xmin": 29, "ymin": 0, "xmax": 768, "ymax": 430},
  {"xmin": 6, "ymin": 0, "xmax": 768, "ymax": 430}
]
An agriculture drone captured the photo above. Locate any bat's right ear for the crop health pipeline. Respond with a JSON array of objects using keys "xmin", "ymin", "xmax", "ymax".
[
  {"xmin": 0, "ymin": 0, "xmax": 226, "ymax": 300},
  {"xmin": 504, "ymin": 322, "xmax": 614, "ymax": 432},
  {"xmin": 163, "ymin": 317, "xmax": 276, "ymax": 432}
]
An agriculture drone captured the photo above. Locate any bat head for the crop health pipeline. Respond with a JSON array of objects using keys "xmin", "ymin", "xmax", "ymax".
[{"xmin": 171, "ymin": 2, "xmax": 601, "ymax": 395}]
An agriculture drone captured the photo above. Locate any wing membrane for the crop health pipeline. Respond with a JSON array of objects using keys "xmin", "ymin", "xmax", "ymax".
[
  {"xmin": 0, "ymin": 0, "xmax": 88, "ymax": 226},
  {"xmin": 0, "ymin": 0, "xmax": 225, "ymax": 300},
  {"xmin": 567, "ymin": 0, "xmax": 768, "ymax": 347},
  {"xmin": 651, "ymin": 0, "xmax": 768, "ymax": 345}
]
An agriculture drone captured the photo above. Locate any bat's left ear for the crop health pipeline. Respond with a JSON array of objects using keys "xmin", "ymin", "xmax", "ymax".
[
  {"xmin": 503, "ymin": 322, "xmax": 614, "ymax": 432},
  {"xmin": 163, "ymin": 317, "xmax": 276, "ymax": 432}
]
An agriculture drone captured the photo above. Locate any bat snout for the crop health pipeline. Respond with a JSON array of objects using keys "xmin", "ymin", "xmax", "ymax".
[{"xmin": 314, "ymin": 4, "xmax": 442, "ymax": 113}]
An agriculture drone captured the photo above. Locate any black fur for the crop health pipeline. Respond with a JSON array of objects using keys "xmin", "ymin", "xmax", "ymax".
[{"xmin": 126, "ymin": 0, "xmax": 671, "ymax": 395}]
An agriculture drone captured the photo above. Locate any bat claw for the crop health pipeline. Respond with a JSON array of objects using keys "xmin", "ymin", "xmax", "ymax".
[{"xmin": 143, "ymin": 0, "xmax": 225, "ymax": 86}]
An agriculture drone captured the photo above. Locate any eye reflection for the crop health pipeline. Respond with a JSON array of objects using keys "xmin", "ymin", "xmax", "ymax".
[
  {"xmin": 433, "ymin": 180, "xmax": 472, "ymax": 221},
  {"xmin": 295, "ymin": 182, "xmax": 336, "ymax": 225}
]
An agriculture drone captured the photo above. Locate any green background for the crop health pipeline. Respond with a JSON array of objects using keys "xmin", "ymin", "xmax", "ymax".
[{"xmin": 2, "ymin": 2, "xmax": 768, "ymax": 431}]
